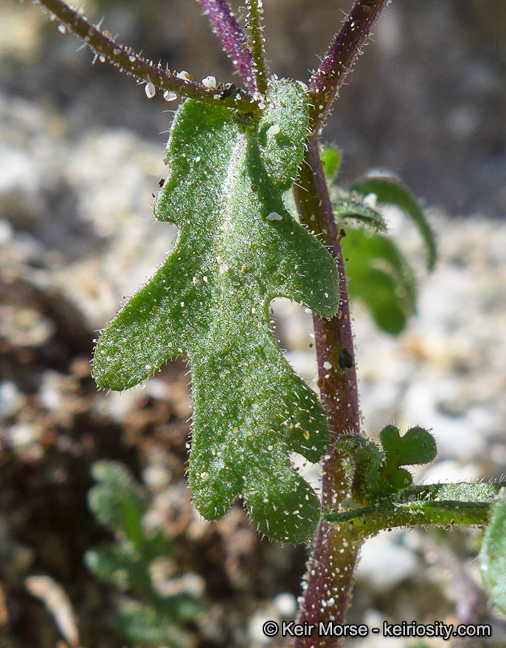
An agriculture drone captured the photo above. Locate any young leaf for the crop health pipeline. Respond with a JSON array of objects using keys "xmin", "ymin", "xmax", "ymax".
[
  {"xmin": 331, "ymin": 189, "xmax": 387, "ymax": 231},
  {"xmin": 93, "ymin": 80, "xmax": 340, "ymax": 543},
  {"xmin": 85, "ymin": 544, "xmax": 139, "ymax": 590},
  {"xmin": 335, "ymin": 434, "xmax": 384, "ymax": 507},
  {"xmin": 337, "ymin": 426, "xmax": 437, "ymax": 505},
  {"xmin": 88, "ymin": 462, "xmax": 147, "ymax": 547},
  {"xmin": 119, "ymin": 604, "xmax": 188, "ymax": 647},
  {"xmin": 341, "ymin": 227, "xmax": 417, "ymax": 335},
  {"xmin": 379, "ymin": 425, "xmax": 437, "ymax": 468},
  {"xmin": 320, "ymin": 145, "xmax": 342, "ymax": 180},
  {"xmin": 378, "ymin": 425, "xmax": 437, "ymax": 491},
  {"xmin": 350, "ymin": 176, "xmax": 437, "ymax": 271},
  {"xmin": 86, "ymin": 460, "xmax": 202, "ymax": 640},
  {"xmin": 479, "ymin": 491, "xmax": 506, "ymax": 614}
]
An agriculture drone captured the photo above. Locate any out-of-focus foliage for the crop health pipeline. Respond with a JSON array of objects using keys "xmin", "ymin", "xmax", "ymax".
[{"xmin": 86, "ymin": 461, "xmax": 202, "ymax": 646}]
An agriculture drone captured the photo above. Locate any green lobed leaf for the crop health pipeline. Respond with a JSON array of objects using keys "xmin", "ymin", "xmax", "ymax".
[
  {"xmin": 350, "ymin": 176, "xmax": 437, "ymax": 271},
  {"xmin": 88, "ymin": 462, "xmax": 147, "ymax": 545},
  {"xmin": 380, "ymin": 425, "xmax": 437, "ymax": 468},
  {"xmin": 337, "ymin": 426, "xmax": 437, "ymax": 505},
  {"xmin": 341, "ymin": 227, "xmax": 417, "ymax": 335},
  {"xmin": 85, "ymin": 544, "xmax": 139, "ymax": 590},
  {"xmin": 93, "ymin": 80, "xmax": 340, "ymax": 543},
  {"xmin": 378, "ymin": 425, "xmax": 437, "ymax": 492},
  {"xmin": 479, "ymin": 490, "xmax": 506, "ymax": 614}
]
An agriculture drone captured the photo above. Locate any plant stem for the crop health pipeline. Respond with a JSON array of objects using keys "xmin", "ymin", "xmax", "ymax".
[
  {"xmin": 247, "ymin": 0, "xmax": 268, "ymax": 95},
  {"xmin": 292, "ymin": 3, "xmax": 392, "ymax": 643},
  {"xmin": 324, "ymin": 481, "xmax": 506, "ymax": 536},
  {"xmin": 198, "ymin": 0, "xmax": 256, "ymax": 92},
  {"xmin": 309, "ymin": 0, "xmax": 391, "ymax": 134},
  {"xmin": 35, "ymin": 0, "xmax": 258, "ymax": 113},
  {"xmin": 324, "ymin": 500, "xmax": 493, "ymax": 535},
  {"xmin": 293, "ymin": 138, "xmax": 362, "ymax": 648}
]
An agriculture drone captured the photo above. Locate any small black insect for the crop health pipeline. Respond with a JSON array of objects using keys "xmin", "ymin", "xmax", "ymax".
[
  {"xmin": 220, "ymin": 83, "xmax": 239, "ymax": 100},
  {"xmin": 158, "ymin": 178, "xmax": 165, "ymax": 187},
  {"xmin": 338, "ymin": 347, "xmax": 354, "ymax": 369}
]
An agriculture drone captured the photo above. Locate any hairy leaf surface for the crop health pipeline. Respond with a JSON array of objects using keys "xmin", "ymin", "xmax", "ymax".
[
  {"xmin": 93, "ymin": 80, "xmax": 339, "ymax": 542},
  {"xmin": 479, "ymin": 490, "xmax": 506, "ymax": 614}
]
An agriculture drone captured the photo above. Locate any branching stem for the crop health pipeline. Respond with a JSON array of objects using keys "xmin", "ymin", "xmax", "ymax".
[
  {"xmin": 198, "ymin": 0, "xmax": 256, "ymax": 92},
  {"xmin": 294, "ymin": 135, "xmax": 361, "ymax": 648},
  {"xmin": 309, "ymin": 0, "xmax": 391, "ymax": 134},
  {"xmin": 324, "ymin": 481, "xmax": 506, "ymax": 536},
  {"xmin": 292, "ymin": 2, "xmax": 392, "ymax": 644},
  {"xmin": 325, "ymin": 500, "xmax": 494, "ymax": 536},
  {"xmin": 35, "ymin": 0, "xmax": 258, "ymax": 113},
  {"xmin": 247, "ymin": 0, "xmax": 268, "ymax": 95}
]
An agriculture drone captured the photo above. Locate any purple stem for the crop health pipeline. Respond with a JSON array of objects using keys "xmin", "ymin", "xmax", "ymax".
[
  {"xmin": 36, "ymin": 0, "xmax": 257, "ymax": 112},
  {"xmin": 293, "ymin": 140, "xmax": 361, "ymax": 648},
  {"xmin": 198, "ymin": 0, "xmax": 256, "ymax": 92},
  {"xmin": 291, "ymin": 3, "xmax": 393, "ymax": 643},
  {"xmin": 308, "ymin": 0, "xmax": 391, "ymax": 133}
]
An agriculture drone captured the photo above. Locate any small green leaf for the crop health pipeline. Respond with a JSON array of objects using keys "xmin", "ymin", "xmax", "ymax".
[
  {"xmin": 332, "ymin": 189, "xmax": 387, "ymax": 231},
  {"xmin": 341, "ymin": 227, "xmax": 417, "ymax": 335},
  {"xmin": 119, "ymin": 603, "xmax": 188, "ymax": 647},
  {"xmin": 337, "ymin": 427, "xmax": 437, "ymax": 505},
  {"xmin": 378, "ymin": 425, "xmax": 437, "ymax": 492},
  {"xmin": 93, "ymin": 80, "xmax": 339, "ymax": 543},
  {"xmin": 351, "ymin": 176, "xmax": 437, "ymax": 271},
  {"xmin": 156, "ymin": 592, "xmax": 203, "ymax": 623},
  {"xmin": 88, "ymin": 462, "xmax": 146, "ymax": 545},
  {"xmin": 479, "ymin": 490, "xmax": 506, "ymax": 614},
  {"xmin": 320, "ymin": 145, "xmax": 342, "ymax": 180},
  {"xmin": 91, "ymin": 460, "xmax": 136, "ymax": 487},
  {"xmin": 380, "ymin": 425, "xmax": 437, "ymax": 467},
  {"xmin": 85, "ymin": 545, "xmax": 138, "ymax": 589}
]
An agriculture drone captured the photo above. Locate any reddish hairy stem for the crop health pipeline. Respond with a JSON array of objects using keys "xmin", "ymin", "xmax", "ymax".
[
  {"xmin": 309, "ymin": 0, "xmax": 391, "ymax": 133},
  {"xmin": 290, "ymin": 5, "xmax": 392, "ymax": 642},
  {"xmin": 198, "ymin": 0, "xmax": 257, "ymax": 92},
  {"xmin": 36, "ymin": 0, "xmax": 258, "ymax": 112},
  {"xmin": 293, "ymin": 139, "xmax": 361, "ymax": 648}
]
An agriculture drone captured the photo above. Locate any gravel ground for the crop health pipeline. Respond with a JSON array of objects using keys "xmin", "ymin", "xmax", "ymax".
[{"xmin": 1, "ymin": 1, "xmax": 506, "ymax": 647}]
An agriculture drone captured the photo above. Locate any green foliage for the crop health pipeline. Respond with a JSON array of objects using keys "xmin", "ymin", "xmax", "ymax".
[
  {"xmin": 341, "ymin": 227, "xmax": 417, "ymax": 334},
  {"xmin": 88, "ymin": 461, "xmax": 146, "ymax": 545},
  {"xmin": 332, "ymin": 189, "xmax": 387, "ymax": 231},
  {"xmin": 322, "ymin": 145, "xmax": 437, "ymax": 335},
  {"xmin": 479, "ymin": 490, "xmax": 506, "ymax": 614},
  {"xmin": 320, "ymin": 145, "xmax": 342, "ymax": 180},
  {"xmin": 351, "ymin": 176, "xmax": 437, "ymax": 271},
  {"xmin": 93, "ymin": 80, "xmax": 340, "ymax": 543},
  {"xmin": 119, "ymin": 604, "xmax": 190, "ymax": 647},
  {"xmin": 337, "ymin": 425, "xmax": 437, "ymax": 506},
  {"xmin": 86, "ymin": 461, "xmax": 202, "ymax": 646},
  {"xmin": 379, "ymin": 424, "xmax": 437, "ymax": 491}
]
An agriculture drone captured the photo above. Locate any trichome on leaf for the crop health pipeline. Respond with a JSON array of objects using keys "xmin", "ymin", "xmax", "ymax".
[{"xmin": 93, "ymin": 80, "xmax": 339, "ymax": 543}]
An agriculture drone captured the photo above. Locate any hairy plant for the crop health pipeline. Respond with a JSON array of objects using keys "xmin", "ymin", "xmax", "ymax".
[{"xmin": 31, "ymin": 0, "xmax": 506, "ymax": 645}]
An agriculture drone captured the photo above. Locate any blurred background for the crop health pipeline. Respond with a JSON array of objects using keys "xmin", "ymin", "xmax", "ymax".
[{"xmin": 1, "ymin": 1, "xmax": 505, "ymax": 646}]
